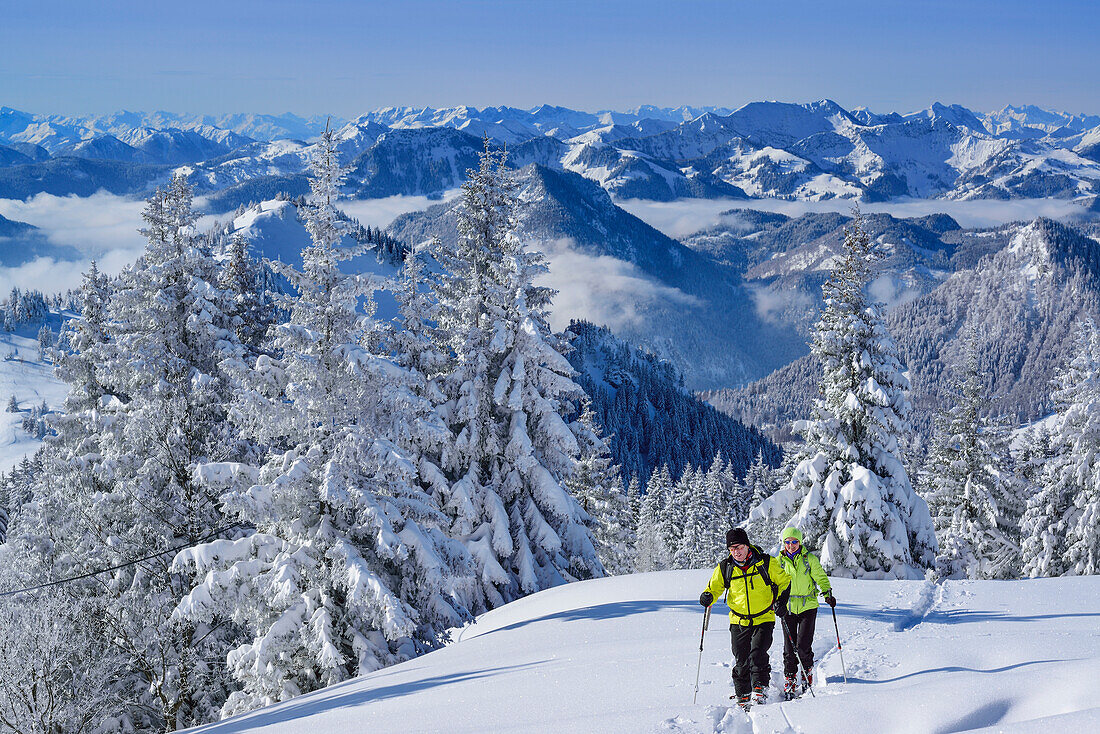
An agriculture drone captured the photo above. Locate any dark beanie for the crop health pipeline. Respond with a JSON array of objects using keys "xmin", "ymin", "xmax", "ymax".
[{"xmin": 726, "ymin": 527, "xmax": 750, "ymax": 547}]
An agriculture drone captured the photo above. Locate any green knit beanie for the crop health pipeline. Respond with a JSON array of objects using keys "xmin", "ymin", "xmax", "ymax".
[{"xmin": 781, "ymin": 526, "xmax": 803, "ymax": 542}]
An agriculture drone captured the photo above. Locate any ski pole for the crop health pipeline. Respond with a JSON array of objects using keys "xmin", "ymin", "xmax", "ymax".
[
  {"xmin": 693, "ymin": 604, "xmax": 711, "ymax": 704},
  {"xmin": 830, "ymin": 602, "xmax": 847, "ymax": 683},
  {"xmin": 779, "ymin": 615, "xmax": 816, "ymax": 698}
]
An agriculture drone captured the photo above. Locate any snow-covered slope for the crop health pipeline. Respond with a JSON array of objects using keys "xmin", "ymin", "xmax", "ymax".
[
  {"xmin": 187, "ymin": 569, "xmax": 1100, "ymax": 734},
  {"xmin": 0, "ymin": 323, "xmax": 69, "ymax": 473}
]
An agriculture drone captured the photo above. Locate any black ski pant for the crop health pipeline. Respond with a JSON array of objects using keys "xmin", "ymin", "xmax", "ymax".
[
  {"xmin": 730, "ymin": 621, "xmax": 774, "ymax": 696},
  {"xmin": 782, "ymin": 608, "xmax": 818, "ymax": 677}
]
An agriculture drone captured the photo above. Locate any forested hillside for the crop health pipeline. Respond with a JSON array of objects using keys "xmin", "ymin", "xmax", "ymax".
[
  {"xmin": 704, "ymin": 218, "xmax": 1100, "ymax": 439},
  {"xmin": 565, "ymin": 321, "xmax": 779, "ymax": 483}
]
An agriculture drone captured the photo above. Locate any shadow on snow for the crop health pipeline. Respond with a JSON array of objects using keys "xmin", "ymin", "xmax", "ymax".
[
  {"xmin": 833, "ymin": 658, "xmax": 1077, "ymax": 686},
  {"xmin": 467, "ymin": 598, "xmax": 700, "ymax": 639},
  {"xmin": 193, "ymin": 662, "xmax": 544, "ymax": 734}
]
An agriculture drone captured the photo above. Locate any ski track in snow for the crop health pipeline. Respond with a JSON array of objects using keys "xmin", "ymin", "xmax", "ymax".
[
  {"xmin": 890, "ymin": 577, "xmax": 942, "ymax": 632},
  {"xmin": 662, "ymin": 576, "xmax": 1091, "ymax": 734}
]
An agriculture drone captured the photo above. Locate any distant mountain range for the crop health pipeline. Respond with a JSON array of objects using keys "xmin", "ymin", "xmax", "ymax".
[
  {"xmin": 3, "ymin": 101, "xmax": 1100, "ymax": 405},
  {"xmin": 2, "ymin": 101, "xmax": 1100, "ymax": 210}
]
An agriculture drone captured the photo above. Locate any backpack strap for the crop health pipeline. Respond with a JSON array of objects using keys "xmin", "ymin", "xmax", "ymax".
[
  {"xmin": 757, "ymin": 551, "xmax": 779, "ymax": 599},
  {"xmin": 721, "ymin": 556, "xmax": 734, "ymax": 590},
  {"xmin": 802, "ymin": 554, "xmax": 818, "ymax": 594},
  {"xmin": 723, "ymin": 549, "xmax": 780, "ymax": 621}
]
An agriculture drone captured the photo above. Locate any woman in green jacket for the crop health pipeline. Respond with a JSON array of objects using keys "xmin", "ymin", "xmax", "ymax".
[{"xmin": 776, "ymin": 526, "xmax": 835, "ymax": 697}]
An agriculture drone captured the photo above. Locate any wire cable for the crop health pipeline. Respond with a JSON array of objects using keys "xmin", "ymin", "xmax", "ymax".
[{"xmin": 0, "ymin": 522, "xmax": 247, "ymax": 598}]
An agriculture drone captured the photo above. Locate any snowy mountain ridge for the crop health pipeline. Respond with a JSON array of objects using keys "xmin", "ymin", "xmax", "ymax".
[{"xmin": 4, "ymin": 100, "xmax": 1100, "ymax": 207}]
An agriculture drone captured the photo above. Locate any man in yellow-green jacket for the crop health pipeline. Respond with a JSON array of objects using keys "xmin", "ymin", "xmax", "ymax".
[
  {"xmin": 699, "ymin": 527, "xmax": 791, "ymax": 710},
  {"xmin": 776, "ymin": 526, "xmax": 835, "ymax": 698}
]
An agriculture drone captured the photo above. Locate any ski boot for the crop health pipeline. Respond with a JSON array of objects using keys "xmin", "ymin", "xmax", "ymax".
[
  {"xmin": 783, "ymin": 674, "xmax": 798, "ymax": 700},
  {"xmin": 752, "ymin": 685, "xmax": 767, "ymax": 706},
  {"xmin": 801, "ymin": 672, "xmax": 813, "ymax": 694},
  {"xmin": 733, "ymin": 693, "xmax": 751, "ymax": 712}
]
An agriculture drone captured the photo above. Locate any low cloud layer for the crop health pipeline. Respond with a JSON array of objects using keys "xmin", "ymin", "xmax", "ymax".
[
  {"xmin": 615, "ymin": 198, "xmax": 740, "ymax": 239},
  {"xmin": 747, "ymin": 283, "xmax": 814, "ymax": 325},
  {"xmin": 534, "ymin": 238, "xmax": 699, "ymax": 333},
  {"xmin": 0, "ymin": 250, "xmax": 138, "ymax": 298},
  {"xmin": 0, "ymin": 192, "xmax": 148, "ymax": 293},
  {"xmin": 0, "ymin": 192, "xmax": 148, "ymax": 259},
  {"xmin": 0, "ymin": 191, "xmax": 457, "ymax": 295},
  {"xmin": 4, "ymin": 188, "xmax": 1089, "ymax": 307},
  {"xmin": 339, "ymin": 191, "xmax": 461, "ymax": 229},
  {"xmin": 869, "ymin": 274, "xmax": 924, "ymax": 313},
  {"xmin": 618, "ymin": 196, "xmax": 1093, "ymax": 238}
]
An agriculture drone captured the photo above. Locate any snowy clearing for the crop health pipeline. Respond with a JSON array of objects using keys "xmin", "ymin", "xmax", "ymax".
[
  {"xmin": 0, "ymin": 327, "xmax": 68, "ymax": 473},
  {"xmin": 189, "ymin": 570, "xmax": 1100, "ymax": 734}
]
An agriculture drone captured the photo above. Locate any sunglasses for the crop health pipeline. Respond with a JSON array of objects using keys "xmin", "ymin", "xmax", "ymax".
[{"xmin": 783, "ymin": 539, "xmax": 801, "ymax": 545}]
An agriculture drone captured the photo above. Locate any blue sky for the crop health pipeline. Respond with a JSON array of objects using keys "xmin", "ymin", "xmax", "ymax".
[{"xmin": 3, "ymin": 0, "xmax": 1097, "ymax": 117}]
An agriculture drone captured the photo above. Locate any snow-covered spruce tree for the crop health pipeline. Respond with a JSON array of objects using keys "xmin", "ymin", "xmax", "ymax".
[
  {"xmin": 1022, "ymin": 319, "xmax": 1100, "ymax": 577},
  {"xmin": 429, "ymin": 139, "xmax": 601, "ymax": 606},
  {"xmin": 37, "ymin": 324, "xmax": 54, "ymax": 361},
  {"xmin": 390, "ymin": 245, "xmax": 449, "ymax": 385},
  {"xmin": 0, "ymin": 486, "xmax": 7, "ymax": 544},
  {"xmin": 383, "ymin": 243, "xmax": 486, "ymax": 607},
  {"xmin": 704, "ymin": 453, "xmax": 735, "ymax": 528},
  {"xmin": 4, "ymin": 263, "xmax": 116, "ymax": 700},
  {"xmin": 14, "ymin": 174, "xmax": 244, "ymax": 730},
  {"xmin": 1064, "ymin": 336, "xmax": 1100, "ymax": 577},
  {"xmin": 749, "ymin": 214, "xmax": 936, "ymax": 579},
  {"xmin": 701, "ymin": 452, "xmax": 734, "ymax": 529},
  {"xmin": 385, "ymin": 245, "xmax": 455, "ymax": 500},
  {"xmin": 565, "ymin": 399, "xmax": 634, "ymax": 575},
  {"xmin": 744, "ymin": 450, "xmax": 778, "ymax": 515},
  {"xmin": 174, "ymin": 127, "xmax": 476, "ymax": 717},
  {"xmin": 50, "ymin": 260, "xmax": 111, "ymax": 413},
  {"xmin": 634, "ymin": 465, "xmax": 672, "ymax": 572},
  {"xmin": 626, "ymin": 472, "xmax": 641, "ymax": 513},
  {"xmin": 920, "ymin": 337, "xmax": 1020, "ymax": 579},
  {"xmin": 626, "ymin": 473, "xmax": 642, "ymax": 546},
  {"xmin": 661, "ymin": 465, "xmax": 693, "ymax": 563},
  {"xmin": 218, "ymin": 233, "xmax": 278, "ymax": 357},
  {"xmin": 674, "ymin": 467, "xmax": 719, "ymax": 569}
]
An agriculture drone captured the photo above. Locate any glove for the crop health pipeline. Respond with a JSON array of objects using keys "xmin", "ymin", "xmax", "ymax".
[
  {"xmin": 699, "ymin": 591, "xmax": 714, "ymax": 607},
  {"xmin": 774, "ymin": 602, "xmax": 788, "ymax": 618},
  {"xmin": 825, "ymin": 595, "xmax": 836, "ymax": 608}
]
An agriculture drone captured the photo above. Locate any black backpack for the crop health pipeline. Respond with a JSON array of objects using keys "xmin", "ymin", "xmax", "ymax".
[{"xmin": 720, "ymin": 545, "xmax": 780, "ymax": 622}]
